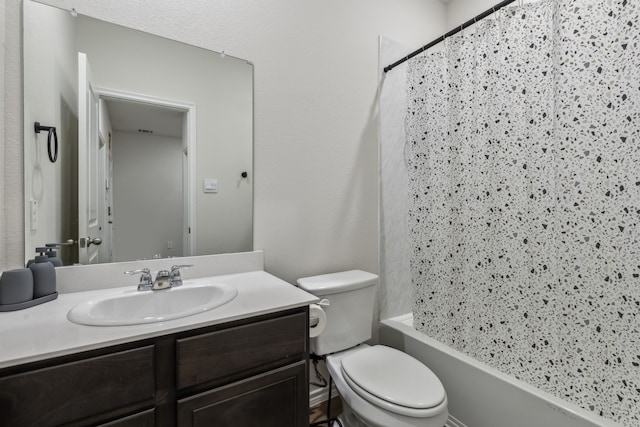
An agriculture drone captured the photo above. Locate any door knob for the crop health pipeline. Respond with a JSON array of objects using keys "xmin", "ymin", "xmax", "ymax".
[{"xmin": 79, "ymin": 237, "xmax": 102, "ymax": 248}]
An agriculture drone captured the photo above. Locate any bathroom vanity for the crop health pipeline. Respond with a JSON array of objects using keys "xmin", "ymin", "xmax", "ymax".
[{"xmin": 0, "ymin": 252, "xmax": 317, "ymax": 427}]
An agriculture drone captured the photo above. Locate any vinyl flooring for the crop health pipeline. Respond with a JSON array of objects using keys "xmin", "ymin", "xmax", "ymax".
[{"xmin": 309, "ymin": 396, "xmax": 343, "ymax": 426}]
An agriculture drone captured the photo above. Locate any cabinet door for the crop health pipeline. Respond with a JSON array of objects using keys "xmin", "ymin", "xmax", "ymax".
[
  {"xmin": 0, "ymin": 346, "xmax": 155, "ymax": 427},
  {"xmin": 177, "ymin": 361, "xmax": 307, "ymax": 427}
]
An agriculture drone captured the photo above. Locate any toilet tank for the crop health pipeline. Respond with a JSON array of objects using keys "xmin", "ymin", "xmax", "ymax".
[{"xmin": 297, "ymin": 270, "xmax": 378, "ymax": 356}]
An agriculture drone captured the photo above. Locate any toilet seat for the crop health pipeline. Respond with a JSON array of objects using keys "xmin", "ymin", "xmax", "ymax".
[{"xmin": 341, "ymin": 345, "xmax": 446, "ymax": 418}]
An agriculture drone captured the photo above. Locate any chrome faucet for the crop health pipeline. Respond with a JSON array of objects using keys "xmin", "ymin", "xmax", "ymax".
[
  {"xmin": 125, "ymin": 264, "xmax": 193, "ymax": 291},
  {"xmin": 152, "ymin": 269, "xmax": 172, "ymax": 290},
  {"xmin": 169, "ymin": 264, "xmax": 192, "ymax": 287},
  {"xmin": 125, "ymin": 268, "xmax": 153, "ymax": 291}
]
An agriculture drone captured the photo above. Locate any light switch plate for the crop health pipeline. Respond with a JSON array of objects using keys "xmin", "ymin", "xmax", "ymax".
[
  {"xmin": 30, "ymin": 199, "xmax": 38, "ymax": 231},
  {"xmin": 203, "ymin": 178, "xmax": 218, "ymax": 193}
]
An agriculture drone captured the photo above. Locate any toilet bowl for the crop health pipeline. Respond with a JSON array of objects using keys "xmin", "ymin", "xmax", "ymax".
[
  {"xmin": 298, "ymin": 271, "xmax": 448, "ymax": 427},
  {"xmin": 326, "ymin": 345, "xmax": 448, "ymax": 427}
]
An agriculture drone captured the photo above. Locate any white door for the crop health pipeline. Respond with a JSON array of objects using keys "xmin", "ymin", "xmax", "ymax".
[
  {"xmin": 182, "ymin": 146, "xmax": 190, "ymax": 256},
  {"xmin": 78, "ymin": 53, "xmax": 103, "ymax": 264}
]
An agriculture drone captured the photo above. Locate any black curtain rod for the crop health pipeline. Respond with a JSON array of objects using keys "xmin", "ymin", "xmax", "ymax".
[{"xmin": 383, "ymin": 0, "xmax": 517, "ymax": 73}]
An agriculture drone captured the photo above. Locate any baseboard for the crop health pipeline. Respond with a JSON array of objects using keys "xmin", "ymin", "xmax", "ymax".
[{"xmin": 309, "ymin": 384, "xmax": 340, "ymax": 408}]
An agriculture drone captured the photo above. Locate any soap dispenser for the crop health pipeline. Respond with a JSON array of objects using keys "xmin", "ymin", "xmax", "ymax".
[
  {"xmin": 45, "ymin": 243, "xmax": 64, "ymax": 267},
  {"xmin": 29, "ymin": 247, "xmax": 56, "ymax": 298}
]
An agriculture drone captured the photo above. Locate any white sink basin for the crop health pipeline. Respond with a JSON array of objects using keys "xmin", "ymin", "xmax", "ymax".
[{"xmin": 67, "ymin": 283, "xmax": 238, "ymax": 326}]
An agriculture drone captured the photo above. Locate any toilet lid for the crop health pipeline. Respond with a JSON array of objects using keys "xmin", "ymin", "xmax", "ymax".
[{"xmin": 341, "ymin": 345, "xmax": 446, "ymax": 411}]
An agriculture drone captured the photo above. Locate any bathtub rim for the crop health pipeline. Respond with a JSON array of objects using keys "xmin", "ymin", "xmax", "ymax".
[{"xmin": 381, "ymin": 313, "xmax": 624, "ymax": 427}]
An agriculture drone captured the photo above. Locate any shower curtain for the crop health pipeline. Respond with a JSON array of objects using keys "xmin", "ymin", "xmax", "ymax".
[{"xmin": 406, "ymin": 0, "xmax": 639, "ymax": 425}]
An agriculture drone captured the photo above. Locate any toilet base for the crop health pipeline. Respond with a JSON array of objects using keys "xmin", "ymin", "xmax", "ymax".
[
  {"xmin": 334, "ymin": 390, "xmax": 447, "ymax": 427},
  {"xmin": 326, "ymin": 345, "xmax": 449, "ymax": 427},
  {"xmin": 335, "ymin": 399, "xmax": 368, "ymax": 427}
]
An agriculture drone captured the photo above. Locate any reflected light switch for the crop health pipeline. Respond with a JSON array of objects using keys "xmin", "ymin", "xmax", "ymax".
[
  {"xmin": 30, "ymin": 199, "xmax": 38, "ymax": 231},
  {"xmin": 203, "ymin": 178, "xmax": 218, "ymax": 193}
]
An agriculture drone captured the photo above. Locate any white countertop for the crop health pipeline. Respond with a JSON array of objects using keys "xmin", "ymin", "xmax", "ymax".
[{"xmin": 0, "ymin": 270, "xmax": 318, "ymax": 369}]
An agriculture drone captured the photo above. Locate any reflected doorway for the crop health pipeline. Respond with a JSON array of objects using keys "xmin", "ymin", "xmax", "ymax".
[{"xmin": 99, "ymin": 91, "xmax": 195, "ymax": 262}]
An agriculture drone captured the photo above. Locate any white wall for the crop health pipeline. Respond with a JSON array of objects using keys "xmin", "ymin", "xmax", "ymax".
[
  {"xmin": 112, "ymin": 131, "xmax": 183, "ymax": 261},
  {"xmin": 446, "ymin": 0, "xmax": 497, "ymax": 27},
  {"xmin": 2, "ymin": 0, "xmax": 447, "ymax": 285},
  {"xmin": 23, "ymin": 2, "xmax": 77, "ymax": 261},
  {"xmin": 0, "ymin": 0, "xmax": 5, "ymax": 270},
  {"xmin": 446, "ymin": 0, "xmax": 541, "ymax": 28}
]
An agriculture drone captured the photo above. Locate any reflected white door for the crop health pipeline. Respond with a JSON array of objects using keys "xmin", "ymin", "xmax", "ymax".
[
  {"xmin": 78, "ymin": 53, "xmax": 102, "ymax": 264},
  {"xmin": 182, "ymin": 146, "xmax": 190, "ymax": 256}
]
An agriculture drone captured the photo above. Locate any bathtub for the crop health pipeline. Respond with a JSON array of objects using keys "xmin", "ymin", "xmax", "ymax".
[{"xmin": 379, "ymin": 314, "xmax": 623, "ymax": 427}]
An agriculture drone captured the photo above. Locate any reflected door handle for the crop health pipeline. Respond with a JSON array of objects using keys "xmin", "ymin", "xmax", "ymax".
[
  {"xmin": 79, "ymin": 237, "xmax": 102, "ymax": 248},
  {"xmin": 48, "ymin": 239, "xmax": 76, "ymax": 246},
  {"xmin": 90, "ymin": 237, "xmax": 102, "ymax": 246}
]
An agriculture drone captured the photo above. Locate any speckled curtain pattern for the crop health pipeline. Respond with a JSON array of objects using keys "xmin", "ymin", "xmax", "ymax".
[{"xmin": 406, "ymin": 0, "xmax": 639, "ymax": 425}]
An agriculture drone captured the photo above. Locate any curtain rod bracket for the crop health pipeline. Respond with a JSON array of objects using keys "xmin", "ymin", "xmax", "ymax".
[{"xmin": 383, "ymin": 0, "xmax": 517, "ymax": 73}]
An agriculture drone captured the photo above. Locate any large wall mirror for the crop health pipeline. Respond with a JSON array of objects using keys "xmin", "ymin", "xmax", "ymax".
[{"xmin": 23, "ymin": 1, "xmax": 253, "ymax": 265}]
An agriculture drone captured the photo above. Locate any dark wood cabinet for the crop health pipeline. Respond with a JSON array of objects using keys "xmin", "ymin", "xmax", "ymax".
[
  {"xmin": 177, "ymin": 311, "xmax": 307, "ymax": 390},
  {"xmin": 97, "ymin": 409, "xmax": 156, "ymax": 427},
  {"xmin": 0, "ymin": 346, "xmax": 155, "ymax": 427},
  {"xmin": 177, "ymin": 361, "xmax": 307, "ymax": 427},
  {"xmin": 0, "ymin": 307, "xmax": 309, "ymax": 427}
]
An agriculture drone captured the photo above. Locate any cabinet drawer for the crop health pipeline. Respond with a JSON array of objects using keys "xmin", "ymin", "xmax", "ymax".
[
  {"xmin": 177, "ymin": 312, "xmax": 307, "ymax": 390},
  {"xmin": 0, "ymin": 346, "xmax": 155, "ymax": 427},
  {"xmin": 177, "ymin": 361, "xmax": 307, "ymax": 427}
]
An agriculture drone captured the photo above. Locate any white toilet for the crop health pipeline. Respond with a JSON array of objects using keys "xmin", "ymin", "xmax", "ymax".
[{"xmin": 298, "ymin": 270, "xmax": 448, "ymax": 427}]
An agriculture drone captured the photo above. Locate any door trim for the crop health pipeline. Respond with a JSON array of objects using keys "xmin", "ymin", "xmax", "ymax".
[{"xmin": 96, "ymin": 88, "xmax": 197, "ymax": 257}]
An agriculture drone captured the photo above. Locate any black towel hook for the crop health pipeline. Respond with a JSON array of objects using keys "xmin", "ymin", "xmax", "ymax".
[{"xmin": 34, "ymin": 122, "xmax": 58, "ymax": 163}]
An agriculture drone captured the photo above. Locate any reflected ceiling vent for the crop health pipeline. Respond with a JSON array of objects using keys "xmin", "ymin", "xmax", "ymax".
[{"xmin": 138, "ymin": 129, "xmax": 154, "ymax": 134}]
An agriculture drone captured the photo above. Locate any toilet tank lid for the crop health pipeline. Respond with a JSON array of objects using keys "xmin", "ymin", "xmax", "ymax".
[{"xmin": 297, "ymin": 270, "xmax": 378, "ymax": 296}]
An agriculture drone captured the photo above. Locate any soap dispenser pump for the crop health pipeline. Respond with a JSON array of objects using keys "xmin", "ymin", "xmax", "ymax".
[
  {"xmin": 45, "ymin": 243, "xmax": 63, "ymax": 267},
  {"xmin": 29, "ymin": 247, "xmax": 56, "ymax": 298}
]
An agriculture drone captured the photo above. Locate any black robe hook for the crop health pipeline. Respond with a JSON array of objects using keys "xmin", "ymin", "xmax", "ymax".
[{"xmin": 34, "ymin": 122, "xmax": 58, "ymax": 163}]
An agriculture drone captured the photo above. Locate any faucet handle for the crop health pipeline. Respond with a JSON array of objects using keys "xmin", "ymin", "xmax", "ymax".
[
  {"xmin": 125, "ymin": 268, "xmax": 153, "ymax": 291},
  {"xmin": 169, "ymin": 264, "xmax": 193, "ymax": 287}
]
